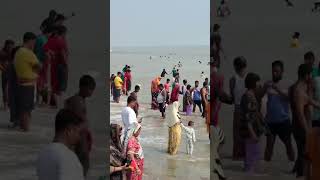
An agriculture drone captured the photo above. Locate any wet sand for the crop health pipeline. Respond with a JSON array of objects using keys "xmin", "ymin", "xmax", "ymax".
[
  {"xmin": 0, "ymin": 0, "xmax": 107, "ymax": 179},
  {"xmin": 212, "ymin": 0, "xmax": 319, "ymax": 179}
]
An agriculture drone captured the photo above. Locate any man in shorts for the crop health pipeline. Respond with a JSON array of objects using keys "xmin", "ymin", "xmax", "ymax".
[
  {"xmin": 14, "ymin": 32, "xmax": 40, "ymax": 132},
  {"xmin": 113, "ymin": 72, "xmax": 123, "ymax": 103}
]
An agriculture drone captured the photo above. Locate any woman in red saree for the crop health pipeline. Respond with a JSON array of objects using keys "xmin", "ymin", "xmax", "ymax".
[
  {"xmin": 123, "ymin": 123, "xmax": 144, "ymax": 180},
  {"xmin": 43, "ymin": 26, "xmax": 68, "ymax": 108},
  {"xmin": 170, "ymin": 83, "xmax": 180, "ymax": 103},
  {"xmin": 124, "ymin": 70, "xmax": 132, "ymax": 95}
]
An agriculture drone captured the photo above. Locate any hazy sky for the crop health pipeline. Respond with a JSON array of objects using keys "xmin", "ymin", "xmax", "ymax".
[{"xmin": 110, "ymin": 0, "xmax": 209, "ymax": 47}]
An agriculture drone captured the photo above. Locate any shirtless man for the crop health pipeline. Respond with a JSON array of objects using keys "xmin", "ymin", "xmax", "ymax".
[
  {"xmin": 201, "ymin": 82, "xmax": 209, "ymax": 118},
  {"xmin": 289, "ymin": 64, "xmax": 320, "ymax": 177}
]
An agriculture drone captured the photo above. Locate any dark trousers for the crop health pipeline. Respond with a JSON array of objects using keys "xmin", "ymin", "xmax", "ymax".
[
  {"xmin": 2, "ymin": 72, "xmax": 8, "ymax": 104},
  {"xmin": 292, "ymin": 127, "xmax": 306, "ymax": 177},
  {"xmin": 193, "ymin": 100, "xmax": 202, "ymax": 113}
]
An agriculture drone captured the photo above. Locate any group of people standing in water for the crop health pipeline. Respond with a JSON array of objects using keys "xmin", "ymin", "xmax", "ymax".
[{"xmin": 211, "ymin": 22, "xmax": 320, "ymax": 179}]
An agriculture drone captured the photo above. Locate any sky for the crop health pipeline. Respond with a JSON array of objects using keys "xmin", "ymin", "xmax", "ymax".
[{"xmin": 110, "ymin": 0, "xmax": 209, "ymax": 47}]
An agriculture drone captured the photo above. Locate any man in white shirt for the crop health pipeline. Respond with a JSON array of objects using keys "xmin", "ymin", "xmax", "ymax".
[
  {"xmin": 121, "ymin": 96, "xmax": 142, "ymax": 130},
  {"xmin": 37, "ymin": 109, "xmax": 85, "ymax": 180}
]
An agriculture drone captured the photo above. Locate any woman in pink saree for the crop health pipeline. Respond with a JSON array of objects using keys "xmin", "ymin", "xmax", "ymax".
[{"xmin": 170, "ymin": 83, "xmax": 180, "ymax": 103}]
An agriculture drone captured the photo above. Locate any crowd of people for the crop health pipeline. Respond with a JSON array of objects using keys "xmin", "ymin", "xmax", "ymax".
[
  {"xmin": 211, "ymin": 21, "xmax": 320, "ymax": 179},
  {"xmin": 0, "ymin": 9, "xmax": 100, "ymax": 179},
  {"xmin": 110, "ymin": 61, "xmax": 210, "ymax": 179}
]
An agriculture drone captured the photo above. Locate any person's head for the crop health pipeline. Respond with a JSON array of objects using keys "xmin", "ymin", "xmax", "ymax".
[
  {"xmin": 293, "ymin": 32, "xmax": 300, "ymax": 39},
  {"xmin": 213, "ymin": 24, "xmax": 220, "ymax": 32},
  {"xmin": 23, "ymin": 32, "xmax": 37, "ymax": 50},
  {"xmin": 183, "ymin": 79, "xmax": 187, "ymax": 85},
  {"xmin": 49, "ymin": 10, "xmax": 57, "ymax": 19},
  {"xmin": 221, "ymin": 0, "xmax": 225, "ymax": 4},
  {"xmin": 117, "ymin": 72, "xmax": 122, "ymax": 76},
  {"xmin": 245, "ymin": 73, "xmax": 261, "ymax": 91},
  {"xmin": 233, "ymin": 56, "xmax": 247, "ymax": 74},
  {"xmin": 159, "ymin": 83, "xmax": 164, "ymax": 90},
  {"xmin": 134, "ymin": 85, "xmax": 140, "ymax": 92},
  {"xmin": 110, "ymin": 124, "xmax": 123, "ymax": 145},
  {"xmin": 187, "ymin": 84, "xmax": 191, "ymax": 90},
  {"xmin": 188, "ymin": 121, "xmax": 194, "ymax": 127},
  {"xmin": 55, "ymin": 109, "xmax": 84, "ymax": 146},
  {"xmin": 166, "ymin": 78, "xmax": 170, "ymax": 83},
  {"xmin": 3, "ymin": 39, "xmax": 15, "ymax": 53},
  {"xmin": 203, "ymin": 81, "xmax": 208, "ymax": 88},
  {"xmin": 272, "ymin": 60, "xmax": 284, "ymax": 83},
  {"xmin": 111, "ymin": 74, "xmax": 115, "ymax": 78},
  {"xmin": 79, "ymin": 75, "xmax": 96, "ymax": 98},
  {"xmin": 304, "ymin": 51, "xmax": 315, "ymax": 68},
  {"xmin": 163, "ymin": 69, "xmax": 165, "ymax": 71},
  {"xmin": 205, "ymin": 78, "xmax": 209, "ymax": 83},
  {"xmin": 195, "ymin": 80, "xmax": 199, "ymax": 87},
  {"xmin": 54, "ymin": 14, "xmax": 66, "ymax": 26},
  {"xmin": 298, "ymin": 63, "xmax": 312, "ymax": 82},
  {"xmin": 127, "ymin": 95, "xmax": 137, "ymax": 108}
]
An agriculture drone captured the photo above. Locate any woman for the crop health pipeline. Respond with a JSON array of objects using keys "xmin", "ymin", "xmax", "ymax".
[
  {"xmin": 110, "ymin": 74, "xmax": 116, "ymax": 97},
  {"xmin": 170, "ymin": 83, "xmax": 180, "ymax": 103},
  {"xmin": 123, "ymin": 123, "xmax": 144, "ymax": 180},
  {"xmin": 43, "ymin": 25, "xmax": 68, "ymax": 108},
  {"xmin": 151, "ymin": 77, "xmax": 161, "ymax": 109},
  {"xmin": 167, "ymin": 101, "xmax": 182, "ymax": 155},
  {"xmin": 110, "ymin": 124, "xmax": 129, "ymax": 180},
  {"xmin": 185, "ymin": 85, "xmax": 193, "ymax": 116},
  {"xmin": 240, "ymin": 73, "xmax": 265, "ymax": 174},
  {"xmin": 124, "ymin": 70, "xmax": 132, "ymax": 95}
]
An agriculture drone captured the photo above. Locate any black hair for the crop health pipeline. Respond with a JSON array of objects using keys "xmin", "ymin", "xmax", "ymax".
[
  {"xmin": 205, "ymin": 78, "xmax": 209, "ymax": 81},
  {"xmin": 183, "ymin": 79, "xmax": 187, "ymax": 84},
  {"xmin": 195, "ymin": 80, "xmax": 199, "ymax": 84},
  {"xmin": 55, "ymin": 109, "xmax": 83, "ymax": 133},
  {"xmin": 167, "ymin": 79, "xmax": 170, "ymax": 82},
  {"xmin": 213, "ymin": 24, "xmax": 220, "ymax": 32},
  {"xmin": 49, "ymin": 10, "xmax": 57, "ymax": 18},
  {"xmin": 187, "ymin": 84, "xmax": 191, "ymax": 90},
  {"xmin": 233, "ymin": 56, "xmax": 247, "ymax": 72},
  {"xmin": 55, "ymin": 14, "xmax": 66, "ymax": 22},
  {"xmin": 127, "ymin": 95, "xmax": 137, "ymax": 104},
  {"xmin": 79, "ymin": 75, "xmax": 96, "ymax": 90},
  {"xmin": 43, "ymin": 26, "xmax": 54, "ymax": 34},
  {"xmin": 203, "ymin": 82, "xmax": 208, "ymax": 87},
  {"xmin": 245, "ymin": 73, "xmax": 260, "ymax": 89},
  {"xmin": 159, "ymin": 83, "xmax": 164, "ymax": 88},
  {"xmin": 188, "ymin": 121, "xmax": 194, "ymax": 126},
  {"xmin": 304, "ymin": 51, "xmax": 315, "ymax": 61},
  {"xmin": 298, "ymin": 64, "xmax": 312, "ymax": 79},
  {"xmin": 3, "ymin": 39, "xmax": 14, "ymax": 51},
  {"xmin": 135, "ymin": 85, "xmax": 140, "ymax": 91},
  {"xmin": 23, "ymin": 32, "xmax": 36, "ymax": 43},
  {"xmin": 117, "ymin": 72, "xmax": 122, "ymax": 75},
  {"xmin": 272, "ymin": 60, "xmax": 284, "ymax": 71}
]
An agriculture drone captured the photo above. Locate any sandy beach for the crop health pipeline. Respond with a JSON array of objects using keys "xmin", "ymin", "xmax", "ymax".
[
  {"xmin": 212, "ymin": 0, "xmax": 320, "ymax": 179},
  {"xmin": 0, "ymin": 0, "xmax": 107, "ymax": 179}
]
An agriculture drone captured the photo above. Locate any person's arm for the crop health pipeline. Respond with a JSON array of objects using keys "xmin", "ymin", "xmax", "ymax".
[
  {"xmin": 129, "ymin": 154, "xmax": 141, "ymax": 175},
  {"xmin": 272, "ymin": 83, "xmax": 289, "ymax": 99},
  {"xmin": 248, "ymin": 122, "xmax": 258, "ymax": 142},
  {"xmin": 193, "ymin": 129, "xmax": 196, "ymax": 143},
  {"xmin": 110, "ymin": 165, "xmax": 128, "ymax": 174},
  {"xmin": 295, "ymin": 90, "xmax": 309, "ymax": 132}
]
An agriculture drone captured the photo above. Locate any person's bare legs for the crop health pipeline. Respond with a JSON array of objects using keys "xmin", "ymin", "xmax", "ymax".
[
  {"xmin": 264, "ymin": 135, "xmax": 276, "ymax": 161},
  {"xmin": 20, "ymin": 111, "xmax": 31, "ymax": 132}
]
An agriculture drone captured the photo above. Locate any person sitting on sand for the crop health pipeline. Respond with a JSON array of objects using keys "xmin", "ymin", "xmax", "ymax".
[{"xmin": 291, "ymin": 32, "xmax": 300, "ymax": 48}]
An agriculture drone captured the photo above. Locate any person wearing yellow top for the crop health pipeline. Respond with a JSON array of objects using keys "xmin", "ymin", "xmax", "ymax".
[
  {"xmin": 14, "ymin": 32, "xmax": 40, "ymax": 132},
  {"xmin": 306, "ymin": 122, "xmax": 320, "ymax": 180},
  {"xmin": 113, "ymin": 72, "xmax": 123, "ymax": 103}
]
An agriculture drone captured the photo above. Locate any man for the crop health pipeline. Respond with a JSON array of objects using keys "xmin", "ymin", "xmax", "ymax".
[
  {"xmin": 37, "ymin": 109, "xmax": 85, "ymax": 180},
  {"xmin": 201, "ymin": 82, "xmax": 209, "ymax": 118},
  {"xmin": 193, "ymin": 80, "xmax": 202, "ymax": 113},
  {"xmin": 64, "ymin": 75, "xmax": 96, "ymax": 177},
  {"xmin": 40, "ymin": 10, "xmax": 57, "ymax": 33},
  {"xmin": 130, "ymin": 85, "xmax": 141, "ymax": 117},
  {"xmin": 121, "ymin": 96, "xmax": 142, "ymax": 131},
  {"xmin": 35, "ymin": 27, "xmax": 53, "ymax": 105},
  {"xmin": 180, "ymin": 79, "xmax": 188, "ymax": 112},
  {"xmin": 14, "ymin": 32, "xmax": 40, "ymax": 132},
  {"xmin": 304, "ymin": 51, "xmax": 317, "ymax": 77},
  {"xmin": 290, "ymin": 64, "xmax": 320, "ymax": 177},
  {"xmin": 161, "ymin": 68, "xmax": 168, "ymax": 78},
  {"xmin": 0, "ymin": 40, "xmax": 15, "ymax": 110},
  {"xmin": 113, "ymin": 72, "xmax": 123, "ymax": 103},
  {"xmin": 263, "ymin": 61, "xmax": 295, "ymax": 162}
]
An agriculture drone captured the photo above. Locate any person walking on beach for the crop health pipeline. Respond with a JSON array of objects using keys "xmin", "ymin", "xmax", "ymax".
[
  {"xmin": 180, "ymin": 79, "xmax": 187, "ymax": 112},
  {"xmin": 121, "ymin": 96, "xmax": 142, "ymax": 136},
  {"xmin": 14, "ymin": 32, "xmax": 40, "ymax": 132},
  {"xmin": 110, "ymin": 74, "xmax": 116, "ymax": 97},
  {"xmin": 170, "ymin": 82, "xmax": 180, "ymax": 103},
  {"xmin": 36, "ymin": 109, "xmax": 85, "ymax": 180},
  {"xmin": 289, "ymin": 64, "xmax": 320, "ymax": 177},
  {"xmin": 113, "ymin": 72, "xmax": 123, "ymax": 103},
  {"xmin": 34, "ymin": 27, "xmax": 53, "ymax": 105},
  {"xmin": 192, "ymin": 80, "xmax": 202, "ymax": 113},
  {"xmin": 130, "ymin": 85, "xmax": 141, "ymax": 117},
  {"xmin": 229, "ymin": 56, "xmax": 247, "ymax": 160},
  {"xmin": 263, "ymin": 60, "xmax": 295, "ymax": 162},
  {"xmin": 201, "ymin": 82, "xmax": 209, "ymax": 118},
  {"xmin": 180, "ymin": 121, "xmax": 196, "ymax": 155},
  {"xmin": 240, "ymin": 73, "xmax": 265, "ymax": 174},
  {"xmin": 151, "ymin": 77, "xmax": 161, "ymax": 109},
  {"xmin": 167, "ymin": 101, "xmax": 182, "ymax": 155},
  {"xmin": 43, "ymin": 25, "xmax": 69, "ymax": 108},
  {"xmin": 64, "ymin": 75, "xmax": 96, "ymax": 177},
  {"xmin": 0, "ymin": 40, "xmax": 15, "ymax": 110},
  {"xmin": 157, "ymin": 84, "xmax": 167, "ymax": 119},
  {"xmin": 124, "ymin": 69, "xmax": 132, "ymax": 95},
  {"xmin": 185, "ymin": 85, "xmax": 193, "ymax": 116}
]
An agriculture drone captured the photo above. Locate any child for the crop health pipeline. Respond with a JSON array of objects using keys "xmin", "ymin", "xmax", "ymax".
[
  {"xmin": 306, "ymin": 121, "xmax": 320, "ymax": 180},
  {"xmin": 181, "ymin": 121, "xmax": 196, "ymax": 155},
  {"xmin": 291, "ymin": 32, "xmax": 300, "ymax": 48}
]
